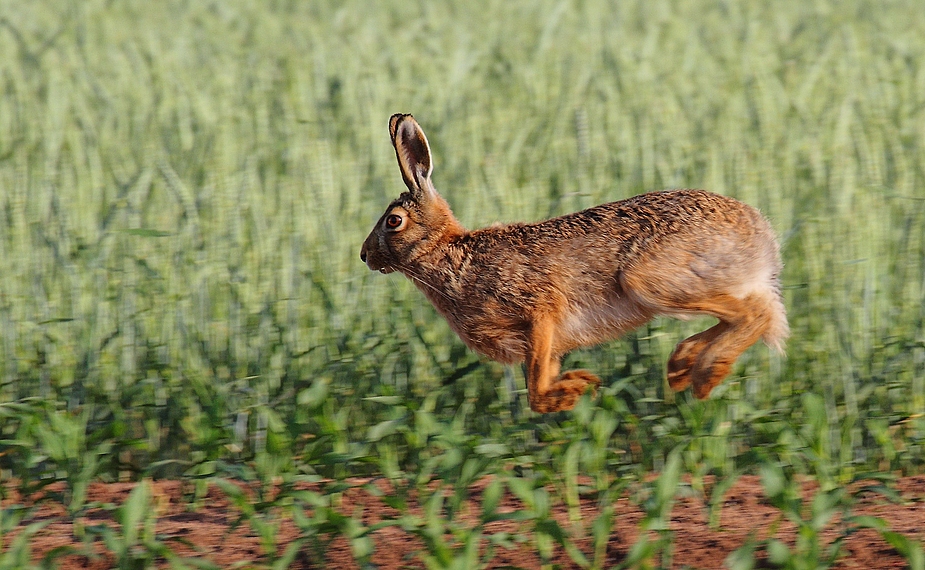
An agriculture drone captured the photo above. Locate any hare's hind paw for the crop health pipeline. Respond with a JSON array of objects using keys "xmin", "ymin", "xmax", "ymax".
[
  {"xmin": 669, "ymin": 348, "xmax": 734, "ymax": 399},
  {"xmin": 667, "ymin": 327, "xmax": 726, "ymax": 392},
  {"xmin": 530, "ymin": 370, "xmax": 600, "ymax": 413},
  {"xmin": 666, "ymin": 346, "xmax": 696, "ymax": 392},
  {"xmin": 691, "ymin": 360, "xmax": 733, "ymax": 399}
]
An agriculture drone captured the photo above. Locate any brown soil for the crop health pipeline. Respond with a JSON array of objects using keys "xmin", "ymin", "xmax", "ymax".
[{"xmin": 3, "ymin": 475, "xmax": 924, "ymax": 569}]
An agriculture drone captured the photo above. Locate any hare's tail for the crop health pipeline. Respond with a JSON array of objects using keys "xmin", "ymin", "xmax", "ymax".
[{"xmin": 762, "ymin": 281, "xmax": 789, "ymax": 353}]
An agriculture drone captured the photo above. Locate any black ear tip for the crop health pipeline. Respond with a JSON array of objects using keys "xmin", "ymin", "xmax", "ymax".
[{"xmin": 389, "ymin": 113, "xmax": 413, "ymax": 140}]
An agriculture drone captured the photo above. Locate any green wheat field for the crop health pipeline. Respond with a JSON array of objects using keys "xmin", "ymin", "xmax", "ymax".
[{"xmin": 1, "ymin": 0, "xmax": 924, "ymax": 567}]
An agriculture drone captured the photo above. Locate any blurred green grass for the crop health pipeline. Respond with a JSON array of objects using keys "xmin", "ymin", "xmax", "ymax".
[{"xmin": 0, "ymin": 0, "xmax": 923, "ymax": 487}]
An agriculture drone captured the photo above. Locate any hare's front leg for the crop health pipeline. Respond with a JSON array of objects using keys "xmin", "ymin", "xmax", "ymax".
[{"xmin": 525, "ymin": 318, "xmax": 600, "ymax": 413}]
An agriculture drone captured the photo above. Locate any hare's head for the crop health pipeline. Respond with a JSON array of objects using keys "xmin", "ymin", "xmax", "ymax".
[{"xmin": 361, "ymin": 114, "xmax": 463, "ymax": 274}]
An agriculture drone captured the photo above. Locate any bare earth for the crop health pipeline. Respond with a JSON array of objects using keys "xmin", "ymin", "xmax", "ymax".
[{"xmin": 4, "ymin": 475, "xmax": 924, "ymax": 569}]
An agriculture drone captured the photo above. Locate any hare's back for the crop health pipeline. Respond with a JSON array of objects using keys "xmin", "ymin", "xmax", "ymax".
[
  {"xmin": 540, "ymin": 190, "xmax": 774, "ymax": 262},
  {"xmin": 484, "ymin": 190, "xmax": 778, "ymax": 279},
  {"xmin": 604, "ymin": 189, "xmax": 770, "ymax": 237},
  {"xmin": 608, "ymin": 190, "xmax": 782, "ymax": 303}
]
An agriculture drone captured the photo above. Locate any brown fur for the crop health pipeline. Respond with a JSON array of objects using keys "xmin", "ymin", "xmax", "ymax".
[{"xmin": 361, "ymin": 114, "xmax": 789, "ymax": 413}]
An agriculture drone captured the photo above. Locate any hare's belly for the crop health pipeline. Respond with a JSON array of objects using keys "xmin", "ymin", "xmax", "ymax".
[
  {"xmin": 444, "ymin": 313, "xmax": 528, "ymax": 364},
  {"xmin": 555, "ymin": 297, "xmax": 651, "ymax": 353},
  {"xmin": 438, "ymin": 298, "xmax": 650, "ymax": 363}
]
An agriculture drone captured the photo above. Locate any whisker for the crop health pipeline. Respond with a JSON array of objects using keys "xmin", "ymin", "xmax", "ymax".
[{"xmin": 394, "ymin": 263, "xmax": 457, "ymax": 305}]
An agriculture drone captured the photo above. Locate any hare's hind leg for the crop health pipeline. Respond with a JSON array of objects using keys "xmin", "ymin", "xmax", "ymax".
[
  {"xmin": 668, "ymin": 294, "xmax": 774, "ymax": 399},
  {"xmin": 625, "ymin": 254, "xmax": 787, "ymax": 399},
  {"xmin": 636, "ymin": 287, "xmax": 772, "ymax": 398},
  {"xmin": 685, "ymin": 293, "xmax": 776, "ymax": 399},
  {"xmin": 525, "ymin": 317, "xmax": 600, "ymax": 413}
]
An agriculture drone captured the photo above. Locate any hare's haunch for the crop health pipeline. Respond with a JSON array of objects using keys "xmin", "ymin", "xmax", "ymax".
[{"xmin": 361, "ymin": 114, "xmax": 788, "ymax": 413}]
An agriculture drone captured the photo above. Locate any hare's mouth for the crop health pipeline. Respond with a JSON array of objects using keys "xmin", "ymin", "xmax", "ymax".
[{"xmin": 363, "ymin": 257, "xmax": 395, "ymax": 274}]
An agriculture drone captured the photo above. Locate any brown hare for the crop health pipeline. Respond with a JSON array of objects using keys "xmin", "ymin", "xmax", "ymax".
[{"xmin": 361, "ymin": 114, "xmax": 789, "ymax": 413}]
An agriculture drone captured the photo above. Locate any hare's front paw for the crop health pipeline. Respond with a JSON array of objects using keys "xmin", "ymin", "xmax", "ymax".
[{"xmin": 530, "ymin": 369, "xmax": 601, "ymax": 413}]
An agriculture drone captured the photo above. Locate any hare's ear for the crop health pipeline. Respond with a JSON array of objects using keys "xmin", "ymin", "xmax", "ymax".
[{"xmin": 389, "ymin": 114, "xmax": 437, "ymax": 200}]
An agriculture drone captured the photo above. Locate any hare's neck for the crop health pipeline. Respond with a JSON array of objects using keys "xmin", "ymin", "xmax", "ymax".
[
  {"xmin": 401, "ymin": 193, "xmax": 466, "ymax": 305},
  {"xmin": 400, "ymin": 232, "xmax": 468, "ymax": 309}
]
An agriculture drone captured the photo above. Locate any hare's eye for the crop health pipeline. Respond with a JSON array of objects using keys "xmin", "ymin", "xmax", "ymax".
[{"xmin": 385, "ymin": 214, "xmax": 403, "ymax": 229}]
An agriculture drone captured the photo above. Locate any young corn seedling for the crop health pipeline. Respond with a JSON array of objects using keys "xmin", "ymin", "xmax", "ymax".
[
  {"xmin": 85, "ymin": 480, "xmax": 216, "ymax": 570},
  {"xmin": 0, "ymin": 505, "xmax": 66, "ymax": 570},
  {"xmin": 617, "ymin": 446, "xmax": 683, "ymax": 570},
  {"xmin": 727, "ymin": 460, "xmax": 860, "ymax": 570},
  {"xmin": 291, "ymin": 482, "xmax": 386, "ymax": 570}
]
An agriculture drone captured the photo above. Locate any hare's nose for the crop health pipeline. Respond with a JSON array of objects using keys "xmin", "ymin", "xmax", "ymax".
[{"xmin": 360, "ymin": 249, "xmax": 367, "ymax": 263}]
